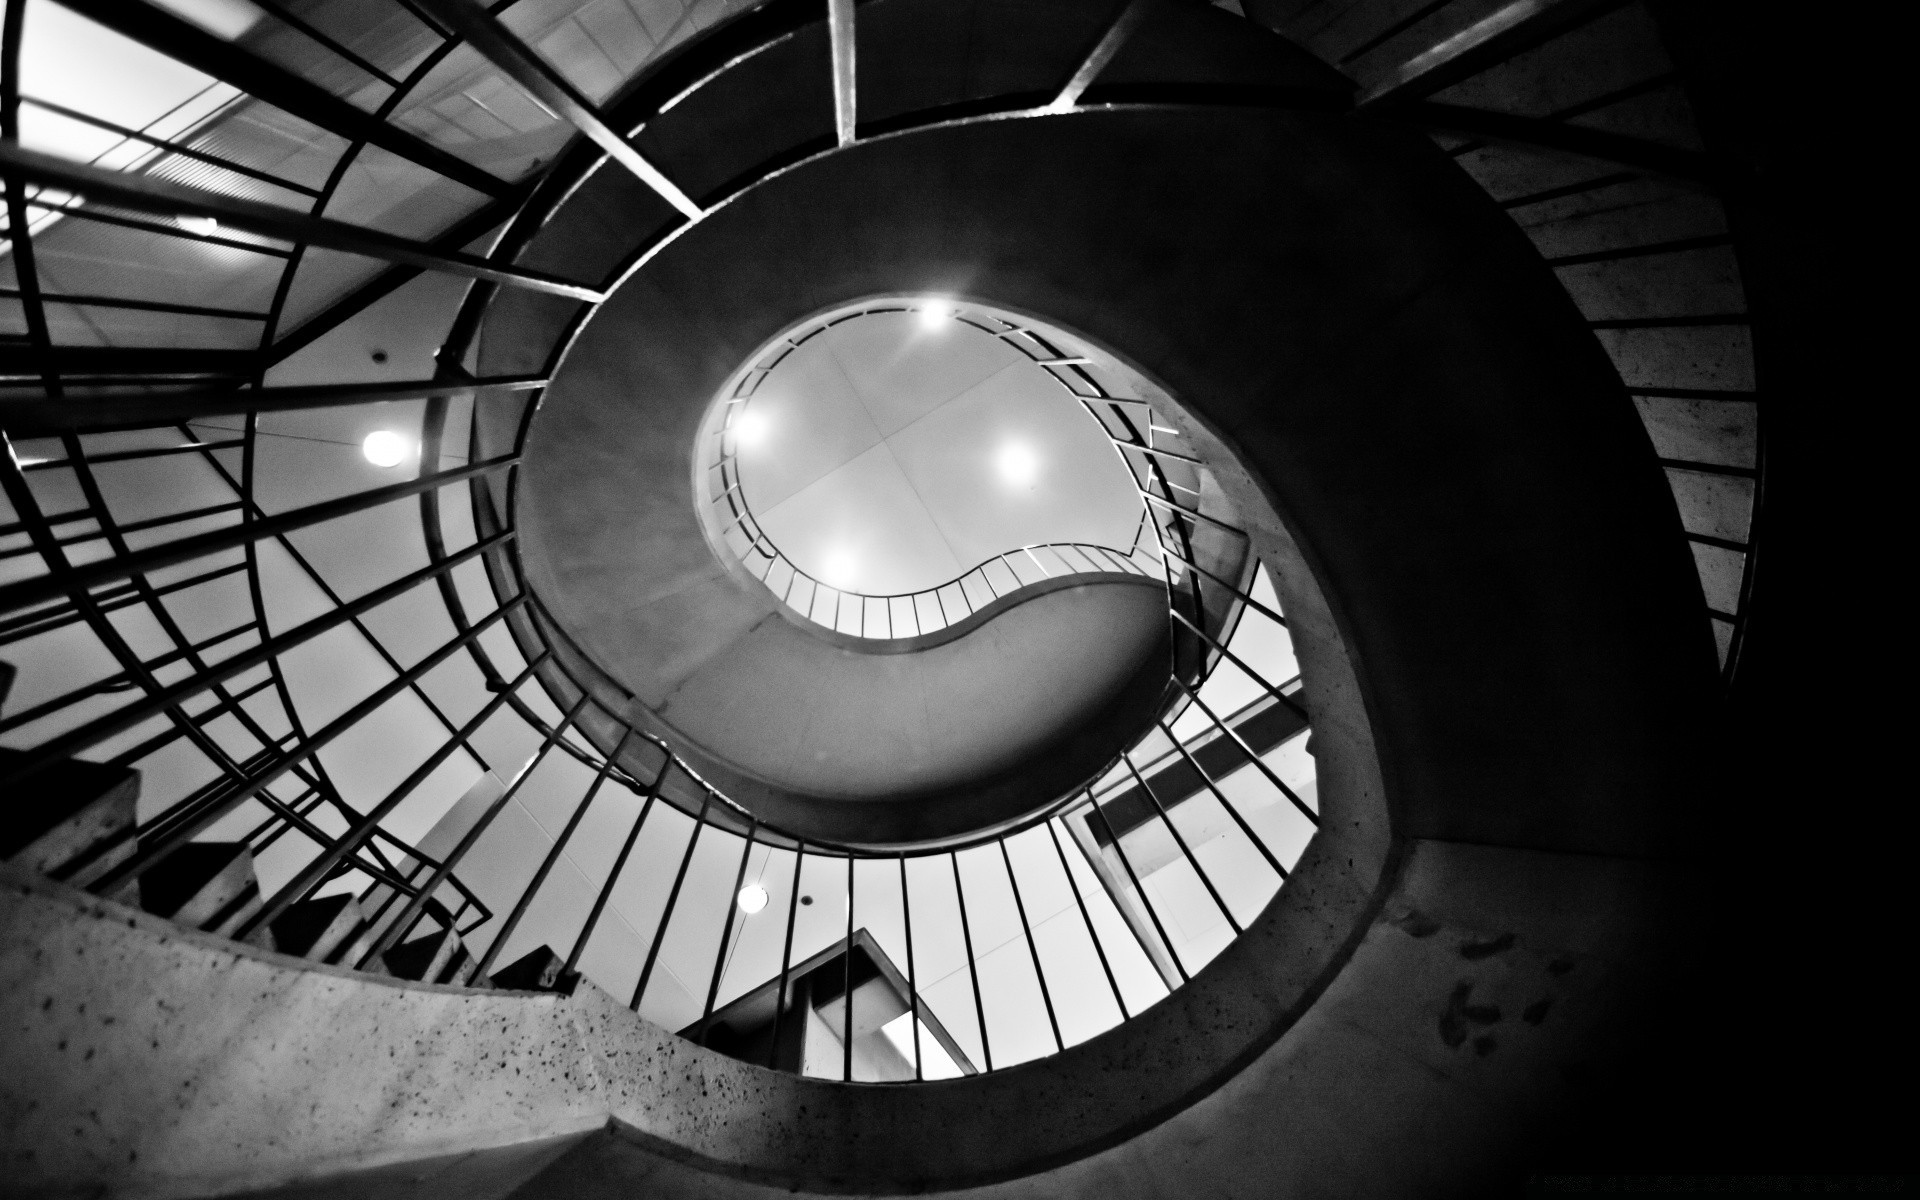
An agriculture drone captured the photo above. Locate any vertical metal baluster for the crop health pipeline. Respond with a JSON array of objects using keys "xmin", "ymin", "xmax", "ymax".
[
  {"xmin": 632, "ymin": 789, "xmax": 714, "ymax": 1012},
  {"xmin": 1119, "ymin": 754, "xmax": 1241, "ymax": 936},
  {"xmin": 356, "ymin": 694, "xmax": 594, "ymax": 969},
  {"xmin": 1157, "ymin": 702, "xmax": 1293, "ymax": 876},
  {"xmin": 473, "ymin": 727, "xmax": 633, "ymax": 981},
  {"xmin": 842, "ymin": 854, "xmax": 855, "ymax": 1082},
  {"xmin": 696, "ymin": 820, "xmax": 759, "ymax": 1045},
  {"xmin": 1046, "ymin": 817, "xmax": 1128, "ymax": 1021},
  {"xmin": 951, "ymin": 852, "xmax": 993, "ymax": 1072},
  {"xmin": 899, "ymin": 853, "xmax": 922, "ymax": 1081},
  {"xmin": 1000, "ymin": 838, "xmax": 1063, "ymax": 1053},
  {"xmin": 564, "ymin": 747, "xmax": 668, "ymax": 975},
  {"xmin": 768, "ymin": 840, "xmax": 804, "ymax": 1070},
  {"xmin": 1086, "ymin": 787, "xmax": 1189, "ymax": 984}
]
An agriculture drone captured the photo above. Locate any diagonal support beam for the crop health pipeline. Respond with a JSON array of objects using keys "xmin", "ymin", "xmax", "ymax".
[
  {"xmin": 827, "ymin": 0, "xmax": 857, "ymax": 145},
  {"xmin": 1385, "ymin": 103, "xmax": 1714, "ymax": 182},
  {"xmin": 1048, "ymin": 0, "xmax": 1153, "ymax": 112},
  {"xmin": 0, "ymin": 143, "xmax": 604, "ymax": 301},
  {"xmin": 0, "ymin": 452, "xmax": 518, "ymax": 616},
  {"xmin": 407, "ymin": 0, "xmax": 701, "ymax": 219},
  {"xmin": 1359, "ymin": 0, "xmax": 1629, "ymax": 109},
  {"xmin": 56, "ymin": 0, "xmax": 510, "ymax": 198},
  {"xmin": 0, "ymin": 375, "xmax": 546, "ymax": 432},
  {"xmin": 264, "ymin": 181, "xmax": 536, "ymax": 366}
]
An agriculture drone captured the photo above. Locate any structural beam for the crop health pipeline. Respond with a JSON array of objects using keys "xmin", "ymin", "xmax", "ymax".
[
  {"xmin": 1387, "ymin": 102, "xmax": 1714, "ymax": 181},
  {"xmin": 827, "ymin": 0, "xmax": 857, "ymax": 145},
  {"xmin": 1359, "ymin": 0, "xmax": 1630, "ymax": 109},
  {"xmin": 1049, "ymin": 0, "xmax": 1152, "ymax": 111},
  {"xmin": 407, "ymin": 0, "xmax": 701, "ymax": 219},
  {"xmin": 265, "ymin": 182, "xmax": 536, "ymax": 365},
  {"xmin": 0, "ymin": 375, "xmax": 546, "ymax": 433},
  {"xmin": 0, "ymin": 143, "xmax": 605, "ymax": 301},
  {"xmin": 55, "ymin": 0, "xmax": 510, "ymax": 198},
  {"xmin": 0, "ymin": 346, "xmax": 257, "ymax": 380},
  {"xmin": 0, "ymin": 453, "xmax": 518, "ymax": 616}
]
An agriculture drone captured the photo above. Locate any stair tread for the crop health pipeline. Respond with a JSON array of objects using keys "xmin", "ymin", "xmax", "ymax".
[{"xmin": 0, "ymin": 747, "xmax": 140, "ymax": 878}]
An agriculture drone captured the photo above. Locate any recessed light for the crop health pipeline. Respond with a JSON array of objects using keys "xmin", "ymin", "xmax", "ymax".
[
  {"xmin": 737, "ymin": 884, "xmax": 769, "ymax": 914},
  {"xmin": 917, "ymin": 298, "xmax": 953, "ymax": 330},
  {"xmin": 176, "ymin": 215, "xmax": 219, "ymax": 237},
  {"xmin": 996, "ymin": 442, "xmax": 1040, "ymax": 487},
  {"xmin": 362, "ymin": 430, "xmax": 411, "ymax": 468}
]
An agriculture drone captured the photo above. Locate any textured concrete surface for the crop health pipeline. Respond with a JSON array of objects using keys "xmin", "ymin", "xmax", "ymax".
[{"xmin": 0, "ymin": 491, "xmax": 1391, "ymax": 1195}]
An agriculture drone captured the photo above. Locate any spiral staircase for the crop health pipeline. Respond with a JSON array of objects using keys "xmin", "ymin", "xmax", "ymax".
[{"xmin": 0, "ymin": 0, "xmax": 1878, "ymax": 1196}]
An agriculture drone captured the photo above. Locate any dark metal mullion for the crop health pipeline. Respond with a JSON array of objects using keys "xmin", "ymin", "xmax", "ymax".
[
  {"xmin": 4, "ymin": 375, "xmax": 546, "ymax": 436},
  {"xmin": 1050, "ymin": 0, "xmax": 1152, "ymax": 110},
  {"xmin": 899, "ymin": 853, "xmax": 921, "ymax": 1080},
  {"xmin": 0, "ymin": 145, "xmax": 601, "ymax": 300},
  {"xmin": 950, "ymin": 852, "xmax": 993, "ymax": 1072},
  {"xmin": 695, "ymin": 820, "xmax": 760, "ymax": 1045},
  {"xmin": 563, "ymin": 748, "xmax": 671, "ymax": 974},
  {"xmin": 0, "ymin": 615, "xmax": 260, "ymax": 736},
  {"xmin": 44, "ymin": 455, "xmax": 261, "ymax": 768},
  {"xmin": 1, "ymin": 30, "xmax": 275, "ymax": 821},
  {"xmin": 1, "ymin": 529, "xmax": 513, "ymax": 786},
  {"xmin": 0, "ymin": 452, "xmax": 517, "ymax": 616},
  {"xmin": 1166, "ymin": 605, "xmax": 1307, "ymax": 722},
  {"xmin": 182, "ymin": 419, "xmax": 498, "ymax": 781},
  {"xmin": 1045, "ymin": 818, "xmax": 1128, "ymax": 1021},
  {"xmin": 0, "ymin": 288, "xmax": 268, "ymax": 322},
  {"xmin": 19, "ymin": 96, "xmax": 327, "ymax": 197},
  {"xmin": 355, "ymin": 693, "xmax": 595, "ymax": 968},
  {"xmin": 1168, "ymin": 677, "xmax": 1317, "ymax": 830},
  {"xmin": 79, "ymin": 601, "xmax": 530, "ymax": 897},
  {"xmin": 1084, "ymin": 789, "xmax": 1188, "ymax": 985},
  {"xmin": 842, "ymin": 853, "xmax": 855, "ymax": 1081},
  {"xmin": 631, "ymin": 790, "xmax": 714, "ymax": 1012},
  {"xmin": 17, "ymin": 196, "xmax": 294, "ymax": 258},
  {"xmin": 767, "ymin": 841, "xmax": 804, "ymax": 1070},
  {"xmin": 52, "ymin": 0, "xmax": 510, "ymax": 198},
  {"xmin": 246, "ymin": 0, "xmax": 406, "ymax": 88},
  {"xmin": 20, "ymin": 437, "xmax": 247, "ymax": 471},
  {"xmin": 999, "ymin": 839, "xmax": 1063, "ymax": 1054},
  {"xmin": 1161, "ymin": 548, "xmax": 1289, "ymax": 629},
  {"xmin": 49, "ymin": 499, "xmax": 243, "ymax": 549},
  {"xmin": 1120, "ymin": 755, "xmax": 1241, "ymax": 936},
  {"xmin": 405, "ymin": 0, "xmax": 699, "ymax": 220},
  {"xmin": 234, "ymin": 650, "xmax": 547, "ymax": 943}
]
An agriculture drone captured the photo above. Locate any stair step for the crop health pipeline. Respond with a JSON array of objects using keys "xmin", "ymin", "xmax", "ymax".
[
  {"xmin": 139, "ymin": 843, "xmax": 261, "ymax": 934},
  {"xmin": 0, "ymin": 748, "xmax": 141, "ymax": 881},
  {"xmin": 436, "ymin": 944, "xmax": 478, "ymax": 987},
  {"xmin": 382, "ymin": 927, "xmax": 461, "ymax": 982},
  {"xmin": 269, "ymin": 893, "xmax": 367, "ymax": 962},
  {"xmin": 489, "ymin": 944, "xmax": 580, "ymax": 995}
]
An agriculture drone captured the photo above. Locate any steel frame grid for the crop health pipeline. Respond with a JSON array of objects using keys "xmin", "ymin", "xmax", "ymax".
[{"xmin": 0, "ymin": 0, "xmax": 1756, "ymax": 1080}]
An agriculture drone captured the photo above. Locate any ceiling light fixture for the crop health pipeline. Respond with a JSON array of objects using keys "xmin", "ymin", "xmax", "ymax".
[
  {"xmin": 176, "ymin": 215, "xmax": 219, "ymax": 237},
  {"xmin": 737, "ymin": 883, "xmax": 769, "ymax": 914},
  {"xmin": 917, "ymin": 298, "xmax": 954, "ymax": 330},
  {"xmin": 731, "ymin": 407, "xmax": 768, "ymax": 448},
  {"xmin": 996, "ymin": 442, "xmax": 1040, "ymax": 487},
  {"xmin": 361, "ymin": 430, "xmax": 412, "ymax": 468}
]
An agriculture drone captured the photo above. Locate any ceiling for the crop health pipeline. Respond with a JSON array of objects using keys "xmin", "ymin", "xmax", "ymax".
[{"xmin": 731, "ymin": 310, "xmax": 1144, "ymax": 598}]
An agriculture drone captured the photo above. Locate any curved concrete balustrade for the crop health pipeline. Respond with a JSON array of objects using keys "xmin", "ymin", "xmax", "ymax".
[
  {"xmin": 0, "ymin": 4, "xmax": 1724, "ymax": 1195},
  {"xmin": 515, "ymin": 276, "xmax": 1174, "ymax": 844}
]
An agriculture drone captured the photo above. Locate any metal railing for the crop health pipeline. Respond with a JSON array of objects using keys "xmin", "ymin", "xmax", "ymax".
[
  {"xmin": 0, "ymin": 0, "xmax": 1756, "ymax": 1083},
  {"xmin": 701, "ymin": 300, "xmax": 1168, "ymax": 640}
]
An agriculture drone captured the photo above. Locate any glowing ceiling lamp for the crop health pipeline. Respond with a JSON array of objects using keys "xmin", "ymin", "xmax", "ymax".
[
  {"xmin": 996, "ymin": 441, "xmax": 1040, "ymax": 487},
  {"xmin": 731, "ymin": 407, "xmax": 769, "ymax": 448},
  {"xmin": 176, "ymin": 215, "xmax": 219, "ymax": 238},
  {"xmin": 736, "ymin": 884, "xmax": 769, "ymax": 914},
  {"xmin": 361, "ymin": 430, "xmax": 412, "ymax": 468},
  {"xmin": 917, "ymin": 298, "xmax": 954, "ymax": 330}
]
